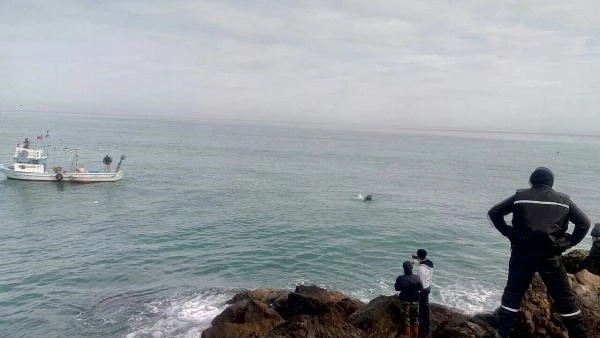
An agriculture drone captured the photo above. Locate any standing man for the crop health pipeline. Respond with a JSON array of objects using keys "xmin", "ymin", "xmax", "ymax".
[
  {"xmin": 395, "ymin": 261, "xmax": 423, "ymax": 338},
  {"xmin": 488, "ymin": 167, "xmax": 590, "ymax": 338},
  {"xmin": 103, "ymin": 154, "xmax": 113, "ymax": 172},
  {"xmin": 413, "ymin": 249, "xmax": 433, "ymax": 337}
]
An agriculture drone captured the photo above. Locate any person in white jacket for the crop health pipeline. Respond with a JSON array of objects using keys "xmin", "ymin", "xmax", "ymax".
[{"xmin": 413, "ymin": 249, "xmax": 433, "ymax": 337}]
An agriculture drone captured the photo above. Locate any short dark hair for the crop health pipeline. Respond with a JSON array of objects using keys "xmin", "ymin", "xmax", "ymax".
[{"xmin": 417, "ymin": 249, "xmax": 427, "ymax": 259}]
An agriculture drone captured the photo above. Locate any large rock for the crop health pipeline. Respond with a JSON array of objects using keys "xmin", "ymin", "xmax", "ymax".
[
  {"xmin": 268, "ymin": 314, "xmax": 365, "ymax": 338},
  {"xmin": 434, "ymin": 250, "xmax": 600, "ymax": 338},
  {"xmin": 202, "ymin": 251, "xmax": 600, "ymax": 337},
  {"xmin": 203, "ymin": 287, "xmax": 466, "ymax": 338},
  {"xmin": 202, "ymin": 285, "xmax": 366, "ymax": 338},
  {"xmin": 202, "ymin": 298, "xmax": 284, "ymax": 338},
  {"xmin": 432, "ymin": 312, "xmax": 494, "ymax": 338},
  {"xmin": 562, "ymin": 249, "xmax": 588, "ymax": 273},
  {"xmin": 571, "ymin": 270, "xmax": 600, "ymax": 337},
  {"xmin": 348, "ymin": 296, "xmax": 459, "ymax": 337},
  {"xmin": 347, "ymin": 295, "xmax": 403, "ymax": 337},
  {"xmin": 285, "ymin": 285, "xmax": 361, "ymax": 320}
]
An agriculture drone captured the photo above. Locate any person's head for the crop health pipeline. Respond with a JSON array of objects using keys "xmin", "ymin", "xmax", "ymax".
[
  {"xmin": 416, "ymin": 249, "xmax": 427, "ymax": 260},
  {"xmin": 529, "ymin": 167, "xmax": 554, "ymax": 187},
  {"xmin": 402, "ymin": 261, "xmax": 413, "ymax": 275},
  {"xmin": 591, "ymin": 223, "xmax": 600, "ymax": 238}
]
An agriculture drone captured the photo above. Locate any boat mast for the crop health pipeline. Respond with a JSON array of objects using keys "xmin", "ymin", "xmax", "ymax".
[{"xmin": 69, "ymin": 148, "xmax": 80, "ymax": 170}]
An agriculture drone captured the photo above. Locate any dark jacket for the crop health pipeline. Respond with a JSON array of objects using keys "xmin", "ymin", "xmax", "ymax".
[
  {"xmin": 590, "ymin": 239, "xmax": 600, "ymax": 259},
  {"xmin": 591, "ymin": 224, "xmax": 600, "ymax": 259},
  {"xmin": 488, "ymin": 185, "xmax": 590, "ymax": 255},
  {"xmin": 395, "ymin": 262, "xmax": 423, "ymax": 302}
]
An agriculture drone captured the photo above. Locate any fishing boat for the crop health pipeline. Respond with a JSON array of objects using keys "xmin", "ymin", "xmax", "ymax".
[{"xmin": 0, "ymin": 136, "xmax": 125, "ymax": 183}]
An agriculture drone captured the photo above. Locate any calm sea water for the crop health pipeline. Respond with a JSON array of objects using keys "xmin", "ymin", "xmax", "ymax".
[{"xmin": 1, "ymin": 112, "xmax": 599, "ymax": 337}]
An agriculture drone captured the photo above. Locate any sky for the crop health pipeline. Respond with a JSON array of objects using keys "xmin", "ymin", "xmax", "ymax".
[{"xmin": 1, "ymin": 0, "xmax": 599, "ymax": 133}]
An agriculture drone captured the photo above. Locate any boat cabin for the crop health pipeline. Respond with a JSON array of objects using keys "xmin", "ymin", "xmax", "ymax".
[{"xmin": 12, "ymin": 146, "xmax": 47, "ymax": 173}]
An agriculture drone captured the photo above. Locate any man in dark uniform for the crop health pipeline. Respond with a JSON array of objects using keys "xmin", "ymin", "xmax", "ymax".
[{"xmin": 488, "ymin": 167, "xmax": 590, "ymax": 338}]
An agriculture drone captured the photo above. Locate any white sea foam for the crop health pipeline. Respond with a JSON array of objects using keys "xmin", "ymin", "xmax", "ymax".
[
  {"xmin": 347, "ymin": 278, "xmax": 500, "ymax": 315},
  {"xmin": 126, "ymin": 289, "xmax": 232, "ymax": 338},
  {"xmin": 438, "ymin": 283, "xmax": 500, "ymax": 313}
]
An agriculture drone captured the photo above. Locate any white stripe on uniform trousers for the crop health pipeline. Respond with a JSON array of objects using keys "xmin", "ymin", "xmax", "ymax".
[{"xmin": 501, "ymin": 305, "xmax": 520, "ymax": 312}]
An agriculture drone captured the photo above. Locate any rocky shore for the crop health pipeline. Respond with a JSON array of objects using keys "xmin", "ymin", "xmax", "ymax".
[{"xmin": 202, "ymin": 250, "xmax": 600, "ymax": 337}]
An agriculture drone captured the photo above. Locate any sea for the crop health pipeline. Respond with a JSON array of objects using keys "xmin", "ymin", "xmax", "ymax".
[{"xmin": 1, "ymin": 112, "xmax": 599, "ymax": 337}]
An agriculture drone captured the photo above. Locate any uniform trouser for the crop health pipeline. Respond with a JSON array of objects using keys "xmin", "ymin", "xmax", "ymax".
[
  {"xmin": 497, "ymin": 251, "xmax": 587, "ymax": 338},
  {"xmin": 419, "ymin": 287, "xmax": 430, "ymax": 335},
  {"xmin": 398, "ymin": 299, "xmax": 419, "ymax": 326}
]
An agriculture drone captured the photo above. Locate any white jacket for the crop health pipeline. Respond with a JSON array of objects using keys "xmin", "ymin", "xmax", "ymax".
[{"xmin": 416, "ymin": 259, "xmax": 433, "ymax": 289}]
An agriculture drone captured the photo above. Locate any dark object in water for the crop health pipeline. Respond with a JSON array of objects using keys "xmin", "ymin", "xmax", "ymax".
[{"xmin": 364, "ymin": 194, "xmax": 372, "ymax": 201}]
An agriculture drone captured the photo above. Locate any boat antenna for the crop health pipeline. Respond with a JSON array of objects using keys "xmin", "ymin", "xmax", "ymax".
[{"xmin": 116, "ymin": 155, "xmax": 126, "ymax": 172}]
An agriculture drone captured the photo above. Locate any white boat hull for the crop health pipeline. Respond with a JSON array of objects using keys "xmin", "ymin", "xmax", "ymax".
[{"xmin": 0, "ymin": 164, "xmax": 124, "ymax": 183}]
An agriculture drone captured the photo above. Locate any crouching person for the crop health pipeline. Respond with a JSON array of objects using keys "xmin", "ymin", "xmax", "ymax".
[
  {"xmin": 395, "ymin": 261, "xmax": 423, "ymax": 338},
  {"xmin": 581, "ymin": 223, "xmax": 600, "ymax": 275}
]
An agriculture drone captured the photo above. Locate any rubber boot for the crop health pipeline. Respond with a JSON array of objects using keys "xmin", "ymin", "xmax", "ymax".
[
  {"xmin": 410, "ymin": 324, "xmax": 419, "ymax": 338},
  {"xmin": 398, "ymin": 325, "xmax": 411, "ymax": 338},
  {"xmin": 561, "ymin": 314, "xmax": 587, "ymax": 338},
  {"xmin": 497, "ymin": 307, "xmax": 517, "ymax": 338},
  {"xmin": 487, "ymin": 331, "xmax": 505, "ymax": 338},
  {"xmin": 493, "ymin": 331, "xmax": 506, "ymax": 338}
]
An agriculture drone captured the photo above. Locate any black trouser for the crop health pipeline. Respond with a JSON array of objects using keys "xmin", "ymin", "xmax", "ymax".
[
  {"xmin": 418, "ymin": 287, "xmax": 430, "ymax": 335},
  {"xmin": 497, "ymin": 251, "xmax": 587, "ymax": 338}
]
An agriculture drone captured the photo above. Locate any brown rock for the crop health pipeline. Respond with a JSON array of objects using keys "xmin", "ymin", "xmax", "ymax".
[
  {"xmin": 228, "ymin": 288, "xmax": 290, "ymax": 305},
  {"xmin": 348, "ymin": 295, "xmax": 403, "ymax": 338},
  {"xmin": 428, "ymin": 303, "xmax": 456, "ymax": 332},
  {"xmin": 202, "ymin": 268, "xmax": 600, "ymax": 338},
  {"xmin": 284, "ymin": 285, "xmax": 364, "ymax": 320},
  {"xmin": 293, "ymin": 285, "xmax": 347, "ymax": 303},
  {"xmin": 562, "ymin": 249, "xmax": 588, "ymax": 273},
  {"xmin": 202, "ymin": 299, "xmax": 284, "ymax": 338},
  {"xmin": 432, "ymin": 312, "xmax": 494, "ymax": 338},
  {"xmin": 571, "ymin": 270, "xmax": 600, "ymax": 337},
  {"xmin": 268, "ymin": 314, "xmax": 365, "ymax": 338}
]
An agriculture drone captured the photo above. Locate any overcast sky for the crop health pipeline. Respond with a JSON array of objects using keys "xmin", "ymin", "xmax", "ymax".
[{"xmin": 1, "ymin": 1, "xmax": 599, "ymax": 133}]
